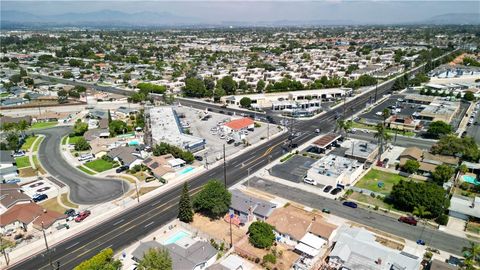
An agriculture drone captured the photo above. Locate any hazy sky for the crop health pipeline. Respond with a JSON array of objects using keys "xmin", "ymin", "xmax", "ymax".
[{"xmin": 2, "ymin": 1, "xmax": 479, "ymax": 24}]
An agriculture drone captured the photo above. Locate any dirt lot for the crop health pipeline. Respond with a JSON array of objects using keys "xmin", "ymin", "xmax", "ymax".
[{"xmin": 190, "ymin": 213, "xmax": 246, "ymax": 244}]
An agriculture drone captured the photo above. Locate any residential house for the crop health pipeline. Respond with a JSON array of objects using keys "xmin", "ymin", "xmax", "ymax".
[
  {"xmin": 115, "ymin": 106, "xmax": 139, "ymax": 118},
  {"xmin": 398, "ymin": 147, "xmax": 459, "ymax": 175},
  {"xmin": 229, "ymin": 189, "xmax": 277, "ymax": 224},
  {"xmin": 0, "ymin": 203, "xmax": 65, "ymax": 234},
  {"xmin": 448, "ymin": 195, "xmax": 480, "ymax": 221},
  {"xmin": 429, "ymin": 259, "xmax": 459, "ymax": 270},
  {"xmin": 385, "ymin": 115, "xmax": 420, "ymax": 132},
  {"xmin": 207, "ymin": 254, "xmax": 255, "ymax": 270},
  {"xmin": 0, "ymin": 184, "xmax": 32, "ymax": 214},
  {"xmin": 0, "ymin": 150, "xmax": 18, "ymax": 181},
  {"xmin": 327, "ymin": 225, "xmax": 422, "ymax": 270},
  {"xmin": 143, "ymin": 155, "xmax": 176, "ymax": 179},
  {"xmin": 107, "ymin": 146, "xmax": 143, "ymax": 169}
]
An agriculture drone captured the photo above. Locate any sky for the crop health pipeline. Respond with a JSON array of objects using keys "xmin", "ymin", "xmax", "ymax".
[{"xmin": 2, "ymin": 1, "xmax": 479, "ymax": 24}]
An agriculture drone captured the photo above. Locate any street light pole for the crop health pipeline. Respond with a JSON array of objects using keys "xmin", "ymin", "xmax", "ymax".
[
  {"xmin": 223, "ymin": 144, "xmax": 227, "ymax": 188},
  {"xmin": 134, "ymin": 181, "xmax": 140, "ymax": 203}
]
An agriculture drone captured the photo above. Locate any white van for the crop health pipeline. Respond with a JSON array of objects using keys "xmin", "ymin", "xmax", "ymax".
[
  {"xmin": 303, "ymin": 177, "xmax": 317, "ymax": 186},
  {"xmin": 78, "ymin": 154, "xmax": 94, "ymax": 162}
]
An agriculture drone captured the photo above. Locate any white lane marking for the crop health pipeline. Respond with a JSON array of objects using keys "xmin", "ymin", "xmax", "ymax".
[
  {"xmin": 144, "ymin": 221, "xmax": 155, "ymax": 228},
  {"xmin": 113, "ymin": 219, "xmax": 124, "ymax": 226},
  {"xmin": 65, "ymin": 242, "xmax": 80, "ymax": 250},
  {"xmin": 243, "ymin": 155, "xmax": 257, "ymax": 163},
  {"xmin": 151, "ymin": 200, "xmax": 162, "ymax": 206}
]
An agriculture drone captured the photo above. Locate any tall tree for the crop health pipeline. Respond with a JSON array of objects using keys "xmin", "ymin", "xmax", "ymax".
[
  {"xmin": 137, "ymin": 248, "xmax": 172, "ymax": 270},
  {"xmin": 374, "ymin": 123, "xmax": 391, "ymax": 163},
  {"xmin": 74, "ymin": 248, "xmax": 122, "ymax": 270},
  {"xmin": 431, "ymin": 164, "xmax": 455, "ymax": 184},
  {"xmin": 463, "ymin": 242, "xmax": 480, "ymax": 269},
  {"xmin": 193, "ymin": 180, "xmax": 231, "ymax": 218},
  {"xmin": 178, "ymin": 182, "xmax": 194, "ymax": 223}
]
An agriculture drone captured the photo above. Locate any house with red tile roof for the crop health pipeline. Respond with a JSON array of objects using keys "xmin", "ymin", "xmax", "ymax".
[{"xmin": 0, "ymin": 203, "xmax": 65, "ymax": 234}]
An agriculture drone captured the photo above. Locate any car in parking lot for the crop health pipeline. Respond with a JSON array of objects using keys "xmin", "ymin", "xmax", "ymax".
[
  {"xmin": 32, "ymin": 194, "xmax": 48, "ymax": 202},
  {"xmin": 398, "ymin": 216, "xmax": 417, "ymax": 226},
  {"xmin": 75, "ymin": 210, "xmax": 91, "ymax": 222},
  {"xmin": 330, "ymin": 187, "xmax": 342, "ymax": 195},
  {"xmin": 303, "ymin": 177, "xmax": 317, "ymax": 186},
  {"xmin": 323, "ymin": 185, "xmax": 333, "ymax": 193},
  {"xmin": 194, "ymin": 155, "xmax": 203, "ymax": 161},
  {"xmin": 116, "ymin": 165, "xmax": 129, "ymax": 173},
  {"xmin": 342, "ymin": 201, "xmax": 358, "ymax": 208}
]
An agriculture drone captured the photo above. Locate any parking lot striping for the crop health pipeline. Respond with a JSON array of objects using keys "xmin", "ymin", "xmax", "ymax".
[
  {"xmin": 65, "ymin": 242, "xmax": 80, "ymax": 250},
  {"xmin": 144, "ymin": 221, "xmax": 155, "ymax": 228},
  {"xmin": 112, "ymin": 219, "xmax": 124, "ymax": 226}
]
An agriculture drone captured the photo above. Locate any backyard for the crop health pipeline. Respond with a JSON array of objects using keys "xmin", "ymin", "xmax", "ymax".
[
  {"xmin": 84, "ymin": 158, "xmax": 119, "ymax": 173},
  {"xmin": 355, "ymin": 169, "xmax": 413, "ymax": 195}
]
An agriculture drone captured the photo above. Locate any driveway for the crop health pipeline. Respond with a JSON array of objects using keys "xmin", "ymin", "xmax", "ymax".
[{"xmin": 36, "ymin": 126, "xmax": 128, "ymax": 205}]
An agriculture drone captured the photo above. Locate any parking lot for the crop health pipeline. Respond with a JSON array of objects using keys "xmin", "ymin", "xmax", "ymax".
[
  {"xmin": 21, "ymin": 179, "xmax": 58, "ymax": 200},
  {"xmin": 175, "ymin": 105, "xmax": 282, "ymax": 165},
  {"xmin": 270, "ymin": 155, "xmax": 317, "ymax": 183}
]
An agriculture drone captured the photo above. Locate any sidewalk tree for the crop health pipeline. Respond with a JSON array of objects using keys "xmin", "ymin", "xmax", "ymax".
[
  {"xmin": 402, "ymin": 160, "xmax": 420, "ymax": 174},
  {"xmin": 462, "ymin": 242, "xmax": 480, "ymax": 269},
  {"xmin": 256, "ymin": 79, "xmax": 266, "ymax": 92},
  {"xmin": 248, "ymin": 221, "xmax": 276, "ymax": 249},
  {"xmin": 374, "ymin": 123, "xmax": 391, "ymax": 162},
  {"xmin": 178, "ymin": 182, "xmax": 194, "ymax": 223},
  {"xmin": 464, "ymin": 91, "xmax": 476, "ymax": 101},
  {"xmin": 239, "ymin": 97, "xmax": 252, "ymax": 108},
  {"xmin": 73, "ymin": 248, "xmax": 121, "ymax": 270},
  {"xmin": 193, "ymin": 180, "xmax": 231, "ymax": 218},
  {"xmin": 137, "ymin": 248, "xmax": 172, "ymax": 270},
  {"xmin": 431, "ymin": 164, "xmax": 455, "ymax": 184}
]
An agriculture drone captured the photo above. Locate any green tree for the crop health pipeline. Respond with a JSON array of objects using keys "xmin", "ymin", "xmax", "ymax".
[
  {"xmin": 178, "ymin": 182, "xmax": 194, "ymax": 223},
  {"xmin": 73, "ymin": 248, "xmax": 121, "ymax": 270},
  {"xmin": 9, "ymin": 74, "xmax": 22, "ymax": 84},
  {"xmin": 464, "ymin": 91, "xmax": 476, "ymax": 101},
  {"xmin": 462, "ymin": 242, "xmax": 480, "ymax": 269},
  {"xmin": 239, "ymin": 97, "xmax": 252, "ymax": 108},
  {"xmin": 73, "ymin": 120, "xmax": 88, "ymax": 136},
  {"xmin": 238, "ymin": 80, "xmax": 248, "ymax": 91},
  {"xmin": 109, "ymin": 120, "xmax": 128, "ymax": 137},
  {"xmin": 459, "ymin": 164, "xmax": 468, "ymax": 174},
  {"xmin": 183, "ymin": 77, "xmax": 206, "ymax": 97},
  {"xmin": 336, "ymin": 119, "xmax": 353, "ymax": 138},
  {"xmin": 137, "ymin": 248, "xmax": 172, "ymax": 270},
  {"xmin": 6, "ymin": 132, "xmax": 20, "ymax": 151},
  {"xmin": 413, "ymin": 205, "xmax": 431, "ymax": 219},
  {"xmin": 218, "ymin": 76, "xmax": 237, "ymax": 95},
  {"xmin": 248, "ymin": 221, "xmax": 276, "ymax": 249},
  {"xmin": 74, "ymin": 137, "xmax": 90, "ymax": 151},
  {"xmin": 137, "ymin": 82, "xmax": 166, "ymax": 94},
  {"xmin": 374, "ymin": 123, "xmax": 391, "ymax": 162},
  {"xmin": 62, "ymin": 70, "xmax": 74, "ymax": 79},
  {"xmin": 193, "ymin": 180, "xmax": 231, "ymax": 218},
  {"xmin": 431, "ymin": 164, "xmax": 455, "ymax": 184},
  {"xmin": 431, "ymin": 135, "xmax": 480, "ymax": 162},
  {"xmin": 426, "ymin": 121, "xmax": 452, "ymax": 139},
  {"xmin": 57, "ymin": 89, "xmax": 68, "ymax": 103},
  {"xmin": 256, "ymin": 80, "xmax": 266, "ymax": 92},
  {"xmin": 402, "ymin": 160, "xmax": 420, "ymax": 174}
]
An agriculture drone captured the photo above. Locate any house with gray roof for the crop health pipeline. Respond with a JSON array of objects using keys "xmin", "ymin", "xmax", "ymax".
[
  {"xmin": 107, "ymin": 146, "xmax": 143, "ymax": 169},
  {"xmin": 229, "ymin": 189, "xmax": 277, "ymax": 224},
  {"xmin": 0, "ymin": 183, "xmax": 31, "ymax": 214},
  {"xmin": 449, "ymin": 195, "xmax": 480, "ymax": 221},
  {"xmin": 328, "ymin": 225, "xmax": 421, "ymax": 270}
]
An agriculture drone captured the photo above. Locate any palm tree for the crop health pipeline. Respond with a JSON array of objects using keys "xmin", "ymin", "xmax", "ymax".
[
  {"xmin": 463, "ymin": 242, "xmax": 480, "ymax": 269},
  {"xmin": 374, "ymin": 123, "xmax": 392, "ymax": 163},
  {"xmin": 381, "ymin": 108, "xmax": 391, "ymax": 125},
  {"xmin": 336, "ymin": 119, "xmax": 353, "ymax": 139}
]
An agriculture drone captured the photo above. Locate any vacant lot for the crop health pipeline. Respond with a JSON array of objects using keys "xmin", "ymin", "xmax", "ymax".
[
  {"xmin": 40, "ymin": 198, "xmax": 67, "ymax": 214},
  {"xmin": 30, "ymin": 122, "xmax": 57, "ymax": 130},
  {"xmin": 60, "ymin": 193, "xmax": 79, "ymax": 208},
  {"xmin": 15, "ymin": 156, "xmax": 31, "ymax": 168},
  {"xmin": 84, "ymin": 159, "xmax": 118, "ymax": 173},
  {"xmin": 21, "ymin": 135, "xmax": 39, "ymax": 150},
  {"xmin": 349, "ymin": 191, "xmax": 392, "ymax": 209},
  {"xmin": 355, "ymin": 169, "xmax": 411, "ymax": 195}
]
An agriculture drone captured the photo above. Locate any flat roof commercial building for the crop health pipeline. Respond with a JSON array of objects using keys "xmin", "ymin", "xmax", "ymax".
[
  {"xmin": 148, "ymin": 106, "xmax": 206, "ymax": 153},
  {"xmin": 418, "ymin": 100, "xmax": 460, "ymax": 123},
  {"xmin": 306, "ymin": 154, "xmax": 363, "ymax": 188}
]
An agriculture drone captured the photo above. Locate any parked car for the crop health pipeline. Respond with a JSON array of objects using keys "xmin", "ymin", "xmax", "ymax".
[
  {"xmin": 303, "ymin": 177, "xmax": 317, "ymax": 186},
  {"xmin": 194, "ymin": 155, "xmax": 203, "ymax": 161},
  {"xmin": 315, "ymin": 129, "xmax": 320, "ymax": 133},
  {"xmin": 323, "ymin": 185, "xmax": 333, "ymax": 193},
  {"xmin": 32, "ymin": 194, "xmax": 48, "ymax": 202},
  {"xmin": 75, "ymin": 210, "xmax": 91, "ymax": 222},
  {"xmin": 342, "ymin": 201, "xmax": 358, "ymax": 208},
  {"xmin": 56, "ymin": 223, "xmax": 70, "ymax": 230},
  {"xmin": 12, "ymin": 150, "xmax": 26, "ymax": 157},
  {"xmin": 322, "ymin": 208, "xmax": 331, "ymax": 214},
  {"xmin": 227, "ymin": 139, "xmax": 235, "ymax": 144},
  {"xmin": 416, "ymin": 239, "xmax": 426, "ymax": 246},
  {"xmin": 5, "ymin": 178, "xmax": 21, "ymax": 184},
  {"xmin": 398, "ymin": 216, "xmax": 417, "ymax": 226},
  {"xmin": 64, "ymin": 209, "xmax": 76, "ymax": 217},
  {"xmin": 330, "ymin": 187, "xmax": 342, "ymax": 195},
  {"xmin": 116, "ymin": 165, "xmax": 129, "ymax": 173}
]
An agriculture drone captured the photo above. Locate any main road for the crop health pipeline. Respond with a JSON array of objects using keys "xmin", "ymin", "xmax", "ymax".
[
  {"xmin": 36, "ymin": 126, "xmax": 128, "ymax": 204},
  {"xmin": 10, "ymin": 52, "xmax": 463, "ymax": 270}
]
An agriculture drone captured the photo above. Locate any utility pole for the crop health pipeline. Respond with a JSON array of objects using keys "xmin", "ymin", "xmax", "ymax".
[
  {"xmin": 134, "ymin": 182, "xmax": 140, "ymax": 203},
  {"xmin": 223, "ymin": 144, "xmax": 227, "ymax": 188},
  {"xmin": 229, "ymin": 213, "xmax": 234, "ymax": 248},
  {"xmin": 374, "ymin": 81, "xmax": 378, "ymax": 103},
  {"xmin": 41, "ymin": 222, "xmax": 52, "ymax": 268}
]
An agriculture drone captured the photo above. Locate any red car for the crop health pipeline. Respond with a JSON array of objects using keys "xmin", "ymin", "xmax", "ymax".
[
  {"xmin": 398, "ymin": 216, "xmax": 417, "ymax": 226},
  {"xmin": 75, "ymin": 210, "xmax": 91, "ymax": 222}
]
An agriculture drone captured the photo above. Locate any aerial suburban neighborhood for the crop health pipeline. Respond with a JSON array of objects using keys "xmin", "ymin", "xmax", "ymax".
[{"xmin": 0, "ymin": 1, "xmax": 479, "ymax": 270}]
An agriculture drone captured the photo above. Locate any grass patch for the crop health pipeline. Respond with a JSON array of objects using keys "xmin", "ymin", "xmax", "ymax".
[
  {"xmin": 355, "ymin": 169, "xmax": 412, "ymax": 195},
  {"xmin": 67, "ymin": 136, "xmax": 84, "ymax": 145},
  {"xmin": 77, "ymin": 165, "xmax": 96, "ymax": 175},
  {"xmin": 40, "ymin": 198, "xmax": 67, "ymax": 214},
  {"xmin": 0, "ymin": 92, "xmax": 10, "ymax": 98},
  {"xmin": 61, "ymin": 136, "xmax": 68, "ymax": 145},
  {"xmin": 15, "ymin": 156, "xmax": 31, "ymax": 169},
  {"xmin": 467, "ymin": 222, "xmax": 480, "ymax": 235},
  {"xmin": 132, "ymin": 187, "xmax": 158, "ymax": 199},
  {"xmin": 32, "ymin": 137, "xmax": 44, "ymax": 152},
  {"xmin": 60, "ymin": 193, "xmax": 79, "ymax": 209},
  {"xmin": 29, "ymin": 121, "xmax": 57, "ymax": 130},
  {"xmin": 21, "ymin": 135, "xmax": 38, "ymax": 150},
  {"xmin": 84, "ymin": 159, "xmax": 118, "ymax": 173},
  {"xmin": 32, "ymin": 155, "xmax": 46, "ymax": 174},
  {"xmin": 280, "ymin": 153, "xmax": 295, "ymax": 162},
  {"xmin": 349, "ymin": 191, "xmax": 393, "ymax": 209}
]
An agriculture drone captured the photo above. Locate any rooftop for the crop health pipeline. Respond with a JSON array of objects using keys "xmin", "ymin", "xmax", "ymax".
[{"xmin": 310, "ymin": 154, "xmax": 361, "ymax": 179}]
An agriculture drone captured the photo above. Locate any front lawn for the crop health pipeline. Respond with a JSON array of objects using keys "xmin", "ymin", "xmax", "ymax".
[
  {"xmin": 21, "ymin": 136, "xmax": 39, "ymax": 150},
  {"xmin": 15, "ymin": 156, "xmax": 31, "ymax": 168},
  {"xmin": 30, "ymin": 121, "xmax": 57, "ymax": 130},
  {"xmin": 40, "ymin": 198, "xmax": 67, "ymax": 214},
  {"xmin": 77, "ymin": 165, "xmax": 96, "ymax": 175},
  {"xmin": 84, "ymin": 159, "xmax": 118, "ymax": 173},
  {"xmin": 32, "ymin": 137, "xmax": 44, "ymax": 152},
  {"xmin": 68, "ymin": 136, "xmax": 84, "ymax": 145},
  {"xmin": 355, "ymin": 169, "xmax": 412, "ymax": 195}
]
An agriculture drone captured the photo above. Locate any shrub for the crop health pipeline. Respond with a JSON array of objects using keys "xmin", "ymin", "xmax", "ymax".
[
  {"xmin": 254, "ymin": 257, "xmax": 261, "ymax": 264},
  {"xmin": 248, "ymin": 221, "xmax": 276, "ymax": 249},
  {"xmin": 263, "ymin": 253, "xmax": 276, "ymax": 264},
  {"xmin": 435, "ymin": 214, "xmax": 449, "ymax": 226},
  {"xmin": 374, "ymin": 205, "xmax": 379, "ymax": 211}
]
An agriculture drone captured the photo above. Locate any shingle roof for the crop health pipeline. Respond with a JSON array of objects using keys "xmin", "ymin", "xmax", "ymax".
[
  {"xmin": 230, "ymin": 189, "xmax": 276, "ymax": 218},
  {"xmin": 0, "ymin": 150, "xmax": 14, "ymax": 164},
  {"xmin": 0, "ymin": 184, "xmax": 31, "ymax": 209}
]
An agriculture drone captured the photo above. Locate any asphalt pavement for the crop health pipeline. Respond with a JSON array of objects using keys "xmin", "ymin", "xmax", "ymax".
[
  {"xmin": 349, "ymin": 132, "xmax": 436, "ymax": 149},
  {"xmin": 249, "ymin": 177, "xmax": 469, "ymax": 256},
  {"xmin": 36, "ymin": 126, "xmax": 128, "ymax": 205},
  {"xmin": 9, "ymin": 52, "xmax": 462, "ymax": 270}
]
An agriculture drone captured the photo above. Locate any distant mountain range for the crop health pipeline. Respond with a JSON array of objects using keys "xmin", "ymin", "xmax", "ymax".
[{"xmin": 1, "ymin": 9, "xmax": 479, "ymax": 28}]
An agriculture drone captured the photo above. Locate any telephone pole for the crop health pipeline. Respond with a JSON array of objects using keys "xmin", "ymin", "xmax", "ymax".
[
  {"xmin": 41, "ymin": 222, "xmax": 52, "ymax": 268},
  {"xmin": 223, "ymin": 144, "xmax": 227, "ymax": 188}
]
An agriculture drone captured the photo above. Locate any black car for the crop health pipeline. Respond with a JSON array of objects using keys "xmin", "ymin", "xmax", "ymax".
[
  {"xmin": 227, "ymin": 139, "xmax": 235, "ymax": 144},
  {"xmin": 342, "ymin": 201, "xmax": 358, "ymax": 208},
  {"xmin": 323, "ymin": 185, "xmax": 333, "ymax": 193},
  {"xmin": 33, "ymin": 194, "xmax": 48, "ymax": 202},
  {"xmin": 330, "ymin": 188, "xmax": 342, "ymax": 195},
  {"xmin": 64, "ymin": 209, "xmax": 76, "ymax": 217},
  {"xmin": 116, "ymin": 165, "xmax": 129, "ymax": 173},
  {"xmin": 194, "ymin": 155, "xmax": 203, "ymax": 161},
  {"xmin": 227, "ymin": 111, "xmax": 234, "ymax": 116}
]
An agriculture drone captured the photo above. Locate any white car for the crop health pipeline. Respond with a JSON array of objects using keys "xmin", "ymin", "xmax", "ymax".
[
  {"xmin": 220, "ymin": 134, "xmax": 226, "ymax": 140},
  {"xmin": 315, "ymin": 129, "xmax": 320, "ymax": 133},
  {"xmin": 12, "ymin": 150, "xmax": 26, "ymax": 157},
  {"xmin": 375, "ymin": 111, "xmax": 382, "ymax": 116},
  {"xmin": 303, "ymin": 177, "xmax": 317, "ymax": 186}
]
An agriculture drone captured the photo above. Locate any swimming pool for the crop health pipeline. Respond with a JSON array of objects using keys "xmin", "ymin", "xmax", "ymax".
[
  {"xmin": 164, "ymin": 231, "xmax": 190, "ymax": 245},
  {"xmin": 179, "ymin": 167, "xmax": 194, "ymax": 175},
  {"xmin": 463, "ymin": 175, "xmax": 480, "ymax": 186},
  {"xmin": 128, "ymin": 140, "xmax": 139, "ymax": 146}
]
